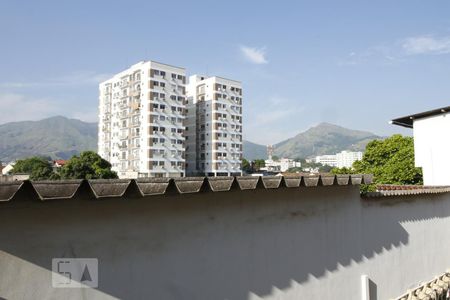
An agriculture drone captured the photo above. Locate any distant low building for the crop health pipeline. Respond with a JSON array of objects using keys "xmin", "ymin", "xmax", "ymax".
[
  {"xmin": 315, "ymin": 151, "xmax": 363, "ymax": 168},
  {"xmin": 53, "ymin": 160, "xmax": 67, "ymax": 168},
  {"xmin": 0, "ymin": 173, "xmax": 30, "ymax": 182},
  {"xmin": 1, "ymin": 162, "xmax": 15, "ymax": 175},
  {"xmin": 52, "ymin": 160, "xmax": 67, "ymax": 173},
  {"xmin": 391, "ymin": 105, "xmax": 450, "ymax": 186},
  {"xmin": 336, "ymin": 151, "xmax": 363, "ymax": 168},
  {"xmin": 264, "ymin": 158, "xmax": 301, "ymax": 172},
  {"xmin": 314, "ymin": 155, "xmax": 338, "ymax": 167}
]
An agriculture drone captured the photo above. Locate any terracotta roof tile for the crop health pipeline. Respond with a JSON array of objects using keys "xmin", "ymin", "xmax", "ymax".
[{"xmin": 365, "ymin": 185, "xmax": 450, "ymax": 198}]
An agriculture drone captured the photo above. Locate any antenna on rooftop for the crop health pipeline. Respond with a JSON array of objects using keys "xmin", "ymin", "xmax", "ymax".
[{"xmin": 267, "ymin": 145, "xmax": 273, "ymax": 160}]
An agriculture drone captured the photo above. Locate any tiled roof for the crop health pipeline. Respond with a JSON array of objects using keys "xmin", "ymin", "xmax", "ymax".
[
  {"xmin": 393, "ymin": 271, "xmax": 450, "ymax": 300},
  {"xmin": 53, "ymin": 159, "xmax": 67, "ymax": 166},
  {"xmin": 0, "ymin": 174, "xmax": 372, "ymax": 202},
  {"xmin": 365, "ymin": 185, "xmax": 450, "ymax": 197}
]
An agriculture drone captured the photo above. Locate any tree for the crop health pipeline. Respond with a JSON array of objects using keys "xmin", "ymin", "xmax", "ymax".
[
  {"xmin": 353, "ymin": 135, "xmax": 422, "ymax": 191},
  {"xmin": 242, "ymin": 159, "xmax": 252, "ymax": 173},
  {"xmin": 60, "ymin": 151, "xmax": 118, "ymax": 179},
  {"xmin": 287, "ymin": 167, "xmax": 302, "ymax": 173},
  {"xmin": 331, "ymin": 167, "xmax": 353, "ymax": 175},
  {"xmin": 253, "ymin": 159, "xmax": 265, "ymax": 171},
  {"xmin": 12, "ymin": 157, "xmax": 56, "ymax": 180},
  {"xmin": 318, "ymin": 164, "xmax": 333, "ymax": 173}
]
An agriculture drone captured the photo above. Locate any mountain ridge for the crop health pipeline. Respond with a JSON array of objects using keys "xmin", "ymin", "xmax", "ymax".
[
  {"xmin": 0, "ymin": 116, "xmax": 98, "ymax": 162},
  {"xmin": 0, "ymin": 116, "xmax": 380, "ymax": 163},
  {"xmin": 244, "ymin": 122, "xmax": 381, "ymax": 160}
]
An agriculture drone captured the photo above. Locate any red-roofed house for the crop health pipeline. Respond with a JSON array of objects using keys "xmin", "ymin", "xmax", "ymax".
[{"xmin": 53, "ymin": 160, "xmax": 67, "ymax": 168}]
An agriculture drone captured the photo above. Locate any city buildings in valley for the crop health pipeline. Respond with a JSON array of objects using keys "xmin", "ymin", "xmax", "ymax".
[
  {"xmin": 185, "ymin": 75, "xmax": 243, "ymax": 176},
  {"xmin": 391, "ymin": 105, "xmax": 450, "ymax": 186},
  {"xmin": 261, "ymin": 146, "xmax": 301, "ymax": 173},
  {"xmin": 263, "ymin": 158, "xmax": 301, "ymax": 173},
  {"xmin": 98, "ymin": 61, "xmax": 187, "ymax": 179},
  {"xmin": 314, "ymin": 151, "xmax": 363, "ymax": 168}
]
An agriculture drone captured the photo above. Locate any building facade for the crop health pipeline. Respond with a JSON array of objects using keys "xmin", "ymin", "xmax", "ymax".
[
  {"xmin": 186, "ymin": 75, "xmax": 243, "ymax": 176},
  {"xmin": 98, "ymin": 61, "xmax": 187, "ymax": 179},
  {"xmin": 314, "ymin": 154, "xmax": 338, "ymax": 167},
  {"xmin": 391, "ymin": 106, "xmax": 450, "ymax": 186},
  {"xmin": 264, "ymin": 158, "xmax": 301, "ymax": 172},
  {"xmin": 315, "ymin": 151, "xmax": 363, "ymax": 168},
  {"xmin": 336, "ymin": 151, "xmax": 363, "ymax": 168}
]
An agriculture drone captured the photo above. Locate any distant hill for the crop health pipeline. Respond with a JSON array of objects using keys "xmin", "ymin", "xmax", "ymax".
[
  {"xmin": 242, "ymin": 122, "xmax": 381, "ymax": 160},
  {"xmin": 243, "ymin": 140, "xmax": 267, "ymax": 160},
  {"xmin": 0, "ymin": 117, "xmax": 380, "ymax": 164},
  {"xmin": 0, "ymin": 116, "xmax": 97, "ymax": 162},
  {"xmin": 273, "ymin": 122, "xmax": 380, "ymax": 159}
]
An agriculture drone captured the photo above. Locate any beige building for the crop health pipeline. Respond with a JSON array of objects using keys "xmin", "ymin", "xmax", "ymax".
[{"xmin": 185, "ymin": 75, "xmax": 243, "ymax": 176}]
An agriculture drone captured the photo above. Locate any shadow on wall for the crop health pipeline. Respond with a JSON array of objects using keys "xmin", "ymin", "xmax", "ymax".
[
  {"xmin": 0, "ymin": 185, "xmax": 449, "ymax": 299},
  {"xmin": 369, "ymin": 278, "xmax": 378, "ymax": 300}
]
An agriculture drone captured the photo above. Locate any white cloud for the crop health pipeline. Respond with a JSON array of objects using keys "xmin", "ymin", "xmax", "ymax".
[
  {"xmin": 338, "ymin": 45, "xmax": 400, "ymax": 66},
  {"xmin": 337, "ymin": 34, "xmax": 450, "ymax": 66},
  {"xmin": 240, "ymin": 45, "xmax": 268, "ymax": 64},
  {"xmin": 244, "ymin": 96, "xmax": 304, "ymax": 145},
  {"xmin": 0, "ymin": 93, "xmax": 61, "ymax": 124},
  {"xmin": 402, "ymin": 35, "xmax": 450, "ymax": 55},
  {"xmin": 0, "ymin": 92, "xmax": 97, "ymax": 124},
  {"xmin": 0, "ymin": 71, "xmax": 112, "ymax": 89}
]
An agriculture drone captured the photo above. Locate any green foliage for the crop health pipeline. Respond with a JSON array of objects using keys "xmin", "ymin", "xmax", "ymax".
[
  {"xmin": 318, "ymin": 165, "xmax": 333, "ymax": 173},
  {"xmin": 331, "ymin": 135, "xmax": 422, "ymax": 192},
  {"xmin": 12, "ymin": 157, "xmax": 54, "ymax": 180},
  {"xmin": 287, "ymin": 167, "xmax": 302, "ymax": 173},
  {"xmin": 60, "ymin": 151, "xmax": 118, "ymax": 179},
  {"xmin": 330, "ymin": 167, "xmax": 353, "ymax": 175},
  {"xmin": 242, "ymin": 159, "xmax": 252, "ymax": 173},
  {"xmin": 11, "ymin": 151, "xmax": 118, "ymax": 180},
  {"xmin": 301, "ymin": 161, "xmax": 322, "ymax": 169},
  {"xmin": 253, "ymin": 159, "xmax": 265, "ymax": 170},
  {"xmin": 353, "ymin": 134, "xmax": 422, "ymax": 185}
]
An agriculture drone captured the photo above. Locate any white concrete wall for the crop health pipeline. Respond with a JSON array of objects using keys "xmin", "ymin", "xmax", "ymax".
[
  {"xmin": 1, "ymin": 187, "xmax": 450, "ymax": 299},
  {"xmin": 413, "ymin": 113, "xmax": 450, "ymax": 185}
]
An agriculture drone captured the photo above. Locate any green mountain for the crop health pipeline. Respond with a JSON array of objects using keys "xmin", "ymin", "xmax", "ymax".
[
  {"xmin": 0, "ymin": 117, "xmax": 379, "ymax": 164},
  {"xmin": 243, "ymin": 140, "xmax": 267, "ymax": 160},
  {"xmin": 242, "ymin": 122, "xmax": 380, "ymax": 160},
  {"xmin": 0, "ymin": 116, "xmax": 98, "ymax": 162},
  {"xmin": 273, "ymin": 122, "xmax": 380, "ymax": 159}
]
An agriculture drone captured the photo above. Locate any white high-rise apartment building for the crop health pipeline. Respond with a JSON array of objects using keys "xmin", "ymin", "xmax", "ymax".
[
  {"xmin": 185, "ymin": 75, "xmax": 243, "ymax": 176},
  {"xmin": 98, "ymin": 61, "xmax": 187, "ymax": 179}
]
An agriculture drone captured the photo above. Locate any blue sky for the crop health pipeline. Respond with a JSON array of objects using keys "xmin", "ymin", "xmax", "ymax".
[{"xmin": 1, "ymin": 0, "xmax": 450, "ymax": 145}]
